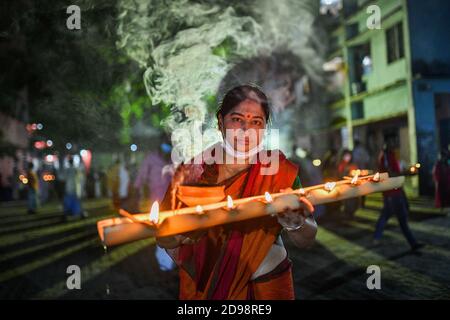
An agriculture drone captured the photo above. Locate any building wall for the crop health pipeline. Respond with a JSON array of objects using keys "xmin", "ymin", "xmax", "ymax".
[
  {"xmin": 408, "ymin": 0, "xmax": 450, "ymax": 77},
  {"xmin": 364, "ymin": 10, "xmax": 406, "ymax": 91},
  {"xmin": 324, "ymin": 0, "xmax": 450, "ymax": 195},
  {"xmin": 412, "ymin": 79, "xmax": 450, "ymax": 195},
  {"xmin": 406, "ymin": 0, "xmax": 450, "ymax": 195},
  {"xmin": 363, "ymin": 85, "xmax": 408, "ymax": 119}
]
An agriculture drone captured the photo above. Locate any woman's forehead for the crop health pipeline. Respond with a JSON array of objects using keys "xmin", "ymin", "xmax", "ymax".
[{"xmin": 227, "ymin": 100, "xmax": 265, "ymax": 117}]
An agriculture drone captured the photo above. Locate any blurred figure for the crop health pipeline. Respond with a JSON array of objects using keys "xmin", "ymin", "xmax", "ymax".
[
  {"xmin": 337, "ymin": 149, "xmax": 357, "ymax": 177},
  {"xmin": 433, "ymin": 147, "xmax": 450, "ymax": 211},
  {"xmin": 118, "ymin": 161, "xmax": 130, "ymax": 209},
  {"xmin": 135, "ymin": 142, "xmax": 175, "ymax": 271},
  {"xmin": 338, "ymin": 149, "xmax": 359, "ymax": 218},
  {"xmin": 106, "ymin": 159, "xmax": 121, "ymax": 209},
  {"xmin": 322, "ymin": 149, "xmax": 339, "ymax": 182},
  {"xmin": 86, "ymin": 166, "xmax": 101, "ymax": 199},
  {"xmin": 290, "ymin": 146, "xmax": 325, "ymax": 218},
  {"xmin": 352, "ymin": 139, "xmax": 370, "ymax": 170},
  {"xmin": 94, "ymin": 169, "xmax": 102, "ymax": 198},
  {"xmin": 26, "ymin": 162, "xmax": 39, "ymax": 214},
  {"xmin": 38, "ymin": 166, "xmax": 48, "ymax": 204},
  {"xmin": 322, "ymin": 149, "xmax": 340, "ymax": 216},
  {"xmin": 373, "ymin": 136, "xmax": 422, "ymax": 251},
  {"xmin": 123, "ymin": 161, "xmax": 140, "ymax": 212},
  {"xmin": 54, "ymin": 168, "xmax": 65, "ymax": 201},
  {"xmin": 352, "ymin": 140, "xmax": 370, "ymax": 208},
  {"xmin": 11, "ymin": 163, "xmax": 19, "ymax": 200},
  {"xmin": 86, "ymin": 168, "xmax": 96, "ymax": 199},
  {"xmin": 62, "ymin": 157, "xmax": 87, "ymax": 219},
  {"xmin": 134, "ymin": 143, "xmax": 173, "ymax": 204}
]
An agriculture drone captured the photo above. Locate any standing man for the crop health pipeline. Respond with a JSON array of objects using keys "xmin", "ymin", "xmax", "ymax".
[{"xmin": 373, "ymin": 135, "xmax": 423, "ymax": 251}]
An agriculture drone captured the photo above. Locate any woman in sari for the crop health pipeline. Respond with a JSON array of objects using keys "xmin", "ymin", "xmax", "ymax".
[{"xmin": 157, "ymin": 85, "xmax": 317, "ymax": 300}]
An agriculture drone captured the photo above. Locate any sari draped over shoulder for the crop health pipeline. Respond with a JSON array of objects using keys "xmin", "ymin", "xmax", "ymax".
[{"xmin": 160, "ymin": 150, "xmax": 298, "ymax": 300}]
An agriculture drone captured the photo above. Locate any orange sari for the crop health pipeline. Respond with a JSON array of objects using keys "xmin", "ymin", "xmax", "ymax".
[{"xmin": 161, "ymin": 151, "xmax": 298, "ymax": 300}]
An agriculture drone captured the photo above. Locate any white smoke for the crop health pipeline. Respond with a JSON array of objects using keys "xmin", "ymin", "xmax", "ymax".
[{"xmin": 116, "ymin": 0, "xmax": 325, "ymax": 161}]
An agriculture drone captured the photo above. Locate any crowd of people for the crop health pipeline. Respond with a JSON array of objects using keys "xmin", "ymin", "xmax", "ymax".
[
  {"xmin": 292, "ymin": 136, "xmax": 450, "ymax": 251},
  {"xmin": 13, "ymin": 129, "xmax": 450, "ymax": 254}
]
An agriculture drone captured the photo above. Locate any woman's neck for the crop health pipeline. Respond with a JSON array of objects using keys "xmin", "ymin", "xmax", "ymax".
[{"xmin": 217, "ymin": 162, "xmax": 251, "ymax": 184}]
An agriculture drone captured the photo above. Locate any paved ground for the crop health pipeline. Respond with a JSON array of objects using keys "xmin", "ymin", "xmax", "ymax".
[{"xmin": 0, "ymin": 195, "xmax": 449, "ymax": 299}]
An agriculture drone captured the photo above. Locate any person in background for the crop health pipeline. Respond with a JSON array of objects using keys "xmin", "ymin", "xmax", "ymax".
[
  {"xmin": 94, "ymin": 169, "xmax": 102, "ymax": 199},
  {"xmin": 135, "ymin": 142, "xmax": 176, "ymax": 272},
  {"xmin": 37, "ymin": 165, "xmax": 48, "ymax": 204},
  {"xmin": 63, "ymin": 157, "xmax": 87, "ymax": 220},
  {"xmin": 118, "ymin": 161, "xmax": 130, "ymax": 209},
  {"xmin": 432, "ymin": 147, "xmax": 450, "ymax": 212},
  {"xmin": 26, "ymin": 162, "xmax": 39, "ymax": 214},
  {"xmin": 86, "ymin": 168, "xmax": 96, "ymax": 199},
  {"xmin": 337, "ymin": 149, "xmax": 359, "ymax": 218},
  {"xmin": 322, "ymin": 149, "xmax": 339, "ymax": 182},
  {"xmin": 11, "ymin": 163, "xmax": 19, "ymax": 200},
  {"xmin": 337, "ymin": 149, "xmax": 357, "ymax": 177},
  {"xmin": 322, "ymin": 149, "xmax": 340, "ymax": 216},
  {"xmin": 352, "ymin": 139, "xmax": 371, "ymax": 208},
  {"xmin": 373, "ymin": 135, "xmax": 423, "ymax": 251},
  {"xmin": 124, "ymin": 161, "xmax": 140, "ymax": 212},
  {"xmin": 352, "ymin": 139, "xmax": 370, "ymax": 171},
  {"xmin": 106, "ymin": 159, "xmax": 121, "ymax": 209},
  {"xmin": 290, "ymin": 146, "xmax": 325, "ymax": 219}
]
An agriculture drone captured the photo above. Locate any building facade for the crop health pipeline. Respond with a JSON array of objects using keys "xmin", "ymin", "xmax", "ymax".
[{"xmin": 323, "ymin": 0, "xmax": 450, "ymax": 196}]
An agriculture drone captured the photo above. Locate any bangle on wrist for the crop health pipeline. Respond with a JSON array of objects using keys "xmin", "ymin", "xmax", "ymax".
[{"xmin": 284, "ymin": 220, "xmax": 306, "ymax": 232}]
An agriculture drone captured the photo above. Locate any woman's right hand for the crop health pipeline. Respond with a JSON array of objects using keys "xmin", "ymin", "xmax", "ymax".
[
  {"xmin": 157, "ymin": 230, "xmax": 206, "ymax": 248},
  {"xmin": 176, "ymin": 230, "xmax": 206, "ymax": 245}
]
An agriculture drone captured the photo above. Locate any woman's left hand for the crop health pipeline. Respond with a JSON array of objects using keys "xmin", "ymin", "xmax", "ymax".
[{"xmin": 276, "ymin": 188, "xmax": 315, "ymax": 231}]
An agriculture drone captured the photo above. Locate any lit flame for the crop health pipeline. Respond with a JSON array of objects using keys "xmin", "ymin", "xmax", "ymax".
[
  {"xmin": 264, "ymin": 192, "xmax": 273, "ymax": 203},
  {"xmin": 351, "ymin": 169, "xmax": 368, "ymax": 177},
  {"xmin": 351, "ymin": 173, "xmax": 359, "ymax": 185},
  {"xmin": 196, "ymin": 205, "xmax": 204, "ymax": 213},
  {"xmin": 373, "ymin": 172, "xmax": 380, "ymax": 182},
  {"xmin": 324, "ymin": 182, "xmax": 336, "ymax": 192},
  {"xmin": 227, "ymin": 195, "xmax": 234, "ymax": 209},
  {"xmin": 415, "ymin": 163, "xmax": 421, "ymax": 169},
  {"xmin": 410, "ymin": 166, "xmax": 416, "ymax": 173},
  {"xmin": 149, "ymin": 201, "xmax": 159, "ymax": 224}
]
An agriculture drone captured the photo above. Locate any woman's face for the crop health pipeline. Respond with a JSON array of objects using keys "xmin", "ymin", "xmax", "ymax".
[{"xmin": 220, "ymin": 99, "xmax": 266, "ymax": 153}]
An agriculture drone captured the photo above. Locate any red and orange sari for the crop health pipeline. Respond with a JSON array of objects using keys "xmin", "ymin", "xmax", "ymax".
[{"xmin": 161, "ymin": 150, "xmax": 298, "ymax": 300}]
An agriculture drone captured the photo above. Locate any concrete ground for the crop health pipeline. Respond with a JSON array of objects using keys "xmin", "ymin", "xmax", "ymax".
[{"xmin": 0, "ymin": 195, "xmax": 449, "ymax": 299}]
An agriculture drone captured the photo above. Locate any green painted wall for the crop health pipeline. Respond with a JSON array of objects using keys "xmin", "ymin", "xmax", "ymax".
[{"xmin": 363, "ymin": 84, "xmax": 408, "ymax": 119}]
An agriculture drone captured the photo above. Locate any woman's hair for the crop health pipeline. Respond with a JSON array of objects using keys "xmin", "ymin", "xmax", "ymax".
[{"xmin": 216, "ymin": 84, "xmax": 271, "ymax": 123}]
